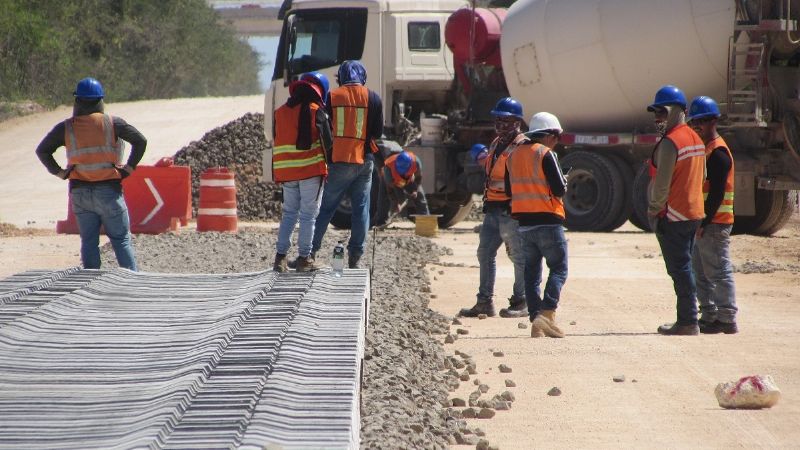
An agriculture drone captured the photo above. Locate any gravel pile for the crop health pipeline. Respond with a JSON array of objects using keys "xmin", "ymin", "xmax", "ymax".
[
  {"xmin": 172, "ymin": 113, "xmax": 282, "ymax": 221},
  {"xmin": 100, "ymin": 228, "xmax": 468, "ymax": 449}
]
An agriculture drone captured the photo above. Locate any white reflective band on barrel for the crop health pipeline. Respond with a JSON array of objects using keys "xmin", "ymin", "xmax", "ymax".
[
  {"xmin": 198, "ymin": 208, "xmax": 238, "ymax": 216},
  {"xmin": 200, "ymin": 179, "xmax": 236, "ymax": 187}
]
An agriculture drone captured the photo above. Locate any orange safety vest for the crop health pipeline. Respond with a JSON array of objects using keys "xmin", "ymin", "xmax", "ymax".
[
  {"xmin": 483, "ymin": 136, "xmax": 519, "ymax": 202},
  {"xmin": 385, "ymin": 152, "xmax": 418, "ymax": 188},
  {"xmin": 329, "ymin": 85, "xmax": 378, "ymax": 164},
  {"xmin": 64, "ymin": 113, "xmax": 124, "ymax": 182},
  {"xmin": 650, "ymin": 124, "xmax": 706, "ymax": 221},
  {"xmin": 272, "ymin": 102, "xmax": 328, "ymax": 182},
  {"xmin": 507, "ymin": 142, "xmax": 565, "ymax": 218},
  {"xmin": 704, "ymin": 136, "xmax": 735, "ymax": 224}
]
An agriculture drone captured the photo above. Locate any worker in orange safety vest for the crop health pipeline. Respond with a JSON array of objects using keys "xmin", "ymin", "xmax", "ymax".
[{"xmin": 381, "ymin": 150, "xmax": 429, "ymax": 219}]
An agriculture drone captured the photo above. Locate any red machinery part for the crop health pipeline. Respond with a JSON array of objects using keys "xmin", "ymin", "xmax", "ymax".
[{"xmin": 445, "ymin": 7, "xmax": 506, "ymax": 65}]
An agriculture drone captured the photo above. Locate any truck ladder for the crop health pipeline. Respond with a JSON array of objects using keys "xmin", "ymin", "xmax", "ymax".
[{"xmin": 726, "ymin": 39, "xmax": 767, "ymax": 127}]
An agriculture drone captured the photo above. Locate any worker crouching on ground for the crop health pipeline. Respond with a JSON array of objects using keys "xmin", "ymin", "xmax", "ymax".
[
  {"xmin": 381, "ymin": 150, "xmax": 429, "ymax": 220},
  {"xmin": 458, "ymin": 98, "xmax": 527, "ymax": 318},
  {"xmin": 272, "ymin": 73, "xmax": 333, "ymax": 272},
  {"xmin": 687, "ymin": 96, "xmax": 738, "ymax": 334},
  {"xmin": 35, "ymin": 77, "xmax": 146, "ymax": 271},
  {"xmin": 647, "ymin": 85, "xmax": 706, "ymax": 336},
  {"xmin": 506, "ymin": 112, "xmax": 569, "ymax": 338},
  {"xmin": 311, "ymin": 60, "xmax": 383, "ymax": 269}
]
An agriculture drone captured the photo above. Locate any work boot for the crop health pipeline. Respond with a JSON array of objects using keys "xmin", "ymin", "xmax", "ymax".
[
  {"xmin": 530, "ymin": 319, "xmax": 545, "ymax": 338},
  {"xmin": 533, "ymin": 310, "xmax": 565, "ymax": 338},
  {"xmin": 458, "ymin": 298, "xmax": 496, "ymax": 317},
  {"xmin": 657, "ymin": 322, "xmax": 699, "ymax": 336},
  {"xmin": 499, "ymin": 296, "xmax": 528, "ymax": 318},
  {"xmin": 296, "ymin": 255, "xmax": 322, "ymax": 272},
  {"xmin": 348, "ymin": 254, "xmax": 361, "ymax": 269},
  {"xmin": 273, "ymin": 253, "xmax": 288, "ymax": 273},
  {"xmin": 287, "ymin": 251, "xmax": 314, "ymax": 270},
  {"xmin": 699, "ymin": 320, "xmax": 738, "ymax": 335}
]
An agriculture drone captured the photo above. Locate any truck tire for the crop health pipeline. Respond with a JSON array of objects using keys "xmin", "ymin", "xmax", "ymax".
[
  {"xmin": 630, "ymin": 162, "xmax": 652, "ymax": 232},
  {"xmin": 757, "ymin": 190, "xmax": 797, "ymax": 236},
  {"xmin": 329, "ymin": 167, "xmax": 388, "ymax": 230},
  {"xmin": 732, "ymin": 189, "xmax": 793, "ymax": 236},
  {"xmin": 561, "ymin": 151, "xmax": 625, "ymax": 231},
  {"xmin": 604, "ymin": 154, "xmax": 634, "ymax": 231}
]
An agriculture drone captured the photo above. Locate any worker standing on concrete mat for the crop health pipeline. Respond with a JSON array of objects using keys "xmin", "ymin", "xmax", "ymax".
[
  {"xmin": 458, "ymin": 97, "xmax": 527, "ymax": 318},
  {"xmin": 35, "ymin": 77, "xmax": 146, "ymax": 271},
  {"xmin": 686, "ymin": 96, "xmax": 738, "ymax": 334},
  {"xmin": 647, "ymin": 85, "xmax": 706, "ymax": 336},
  {"xmin": 311, "ymin": 60, "xmax": 383, "ymax": 269},
  {"xmin": 381, "ymin": 150, "xmax": 429, "ymax": 220},
  {"xmin": 506, "ymin": 112, "xmax": 569, "ymax": 338},
  {"xmin": 271, "ymin": 73, "xmax": 333, "ymax": 273}
]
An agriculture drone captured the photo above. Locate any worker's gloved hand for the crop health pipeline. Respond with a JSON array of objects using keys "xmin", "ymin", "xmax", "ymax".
[
  {"xmin": 56, "ymin": 166, "xmax": 73, "ymax": 180},
  {"xmin": 117, "ymin": 164, "xmax": 134, "ymax": 179}
]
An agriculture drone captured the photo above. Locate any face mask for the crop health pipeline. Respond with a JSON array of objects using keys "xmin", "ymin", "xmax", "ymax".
[
  {"xmin": 495, "ymin": 119, "xmax": 520, "ymax": 141},
  {"xmin": 655, "ymin": 120, "xmax": 667, "ymax": 136}
]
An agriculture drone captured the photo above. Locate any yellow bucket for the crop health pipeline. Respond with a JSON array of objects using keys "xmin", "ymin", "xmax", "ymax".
[{"xmin": 411, "ymin": 214, "xmax": 442, "ymax": 237}]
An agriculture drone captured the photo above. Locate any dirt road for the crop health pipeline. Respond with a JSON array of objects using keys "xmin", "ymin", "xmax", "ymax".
[
  {"xmin": 429, "ymin": 219, "xmax": 800, "ymax": 449},
  {"xmin": 0, "ymin": 95, "xmax": 263, "ymax": 228}
]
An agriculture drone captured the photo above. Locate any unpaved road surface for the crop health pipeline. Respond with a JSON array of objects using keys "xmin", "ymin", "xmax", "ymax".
[{"xmin": 0, "ymin": 95, "xmax": 263, "ymax": 228}]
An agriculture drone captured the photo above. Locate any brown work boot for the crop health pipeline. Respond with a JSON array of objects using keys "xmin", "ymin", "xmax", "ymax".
[
  {"xmin": 458, "ymin": 299, "xmax": 496, "ymax": 317},
  {"xmin": 273, "ymin": 253, "xmax": 288, "ymax": 273},
  {"xmin": 530, "ymin": 319, "xmax": 545, "ymax": 338},
  {"xmin": 533, "ymin": 310, "xmax": 565, "ymax": 338},
  {"xmin": 499, "ymin": 295, "xmax": 528, "ymax": 318},
  {"xmin": 296, "ymin": 255, "xmax": 322, "ymax": 272},
  {"xmin": 657, "ymin": 322, "xmax": 699, "ymax": 336}
]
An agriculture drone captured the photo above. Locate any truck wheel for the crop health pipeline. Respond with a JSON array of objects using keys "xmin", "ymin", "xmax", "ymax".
[
  {"xmin": 630, "ymin": 162, "xmax": 652, "ymax": 232},
  {"xmin": 604, "ymin": 154, "xmax": 634, "ymax": 231},
  {"xmin": 561, "ymin": 151, "xmax": 625, "ymax": 231},
  {"xmin": 735, "ymin": 189, "xmax": 795, "ymax": 236}
]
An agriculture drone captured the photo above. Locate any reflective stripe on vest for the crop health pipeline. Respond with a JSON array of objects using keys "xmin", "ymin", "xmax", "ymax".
[
  {"xmin": 662, "ymin": 124, "xmax": 706, "ymax": 221},
  {"xmin": 65, "ymin": 113, "xmax": 123, "ymax": 182},
  {"xmin": 507, "ymin": 143, "xmax": 565, "ymax": 218},
  {"xmin": 385, "ymin": 152, "xmax": 418, "ymax": 188},
  {"xmin": 329, "ymin": 85, "xmax": 376, "ymax": 164},
  {"xmin": 272, "ymin": 102, "xmax": 328, "ymax": 183},
  {"xmin": 703, "ymin": 136, "xmax": 735, "ymax": 224},
  {"xmin": 483, "ymin": 137, "xmax": 517, "ymax": 202}
]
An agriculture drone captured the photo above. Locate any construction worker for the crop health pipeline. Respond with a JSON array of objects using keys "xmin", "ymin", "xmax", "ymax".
[
  {"xmin": 311, "ymin": 60, "xmax": 383, "ymax": 269},
  {"xmin": 687, "ymin": 96, "xmax": 738, "ymax": 334},
  {"xmin": 458, "ymin": 97, "xmax": 527, "ymax": 318},
  {"xmin": 382, "ymin": 150, "xmax": 430, "ymax": 218},
  {"xmin": 647, "ymin": 85, "xmax": 706, "ymax": 336},
  {"xmin": 272, "ymin": 73, "xmax": 333, "ymax": 273},
  {"xmin": 35, "ymin": 77, "xmax": 146, "ymax": 271},
  {"xmin": 506, "ymin": 112, "xmax": 568, "ymax": 338}
]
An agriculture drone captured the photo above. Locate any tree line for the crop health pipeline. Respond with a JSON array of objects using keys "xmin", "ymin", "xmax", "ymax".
[{"xmin": 0, "ymin": 0, "xmax": 261, "ymax": 106}]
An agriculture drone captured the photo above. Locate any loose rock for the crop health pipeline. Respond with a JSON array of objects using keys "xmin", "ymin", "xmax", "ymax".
[
  {"xmin": 548, "ymin": 387, "xmax": 562, "ymax": 396},
  {"xmin": 456, "ymin": 328, "xmax": 470, "ymax": 335},
  {"xmin": 499, "ymin": 364, "xmax": 512, "ymax": 373},
  {"xmin": 505, "ymin": 379, "xmax": 516, "ymax": 387},
  {"xmin": 518, "ymin": 322, "xmax": 528, "ymax": 329},
  {"xmin": 613, "ymin": 375, "xmax": 626, "ymax": 383},
  {"xmin": 492, "ymin": 351, "xmax": 504, "ymax": 357},
  {"xmin": 477, "ymin": 408, "xmax": 496, "ymax": 419}
]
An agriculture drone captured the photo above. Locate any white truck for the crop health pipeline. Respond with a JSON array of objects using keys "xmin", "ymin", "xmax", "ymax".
[{"xmin": 264, "ymin": 0, "xmax": 800, "ymax": 234}]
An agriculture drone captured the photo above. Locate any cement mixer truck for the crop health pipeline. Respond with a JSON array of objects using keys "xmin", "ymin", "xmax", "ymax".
[{"xmin": 264, "ymin": 0, "xmax": 800, "ymax": 234}]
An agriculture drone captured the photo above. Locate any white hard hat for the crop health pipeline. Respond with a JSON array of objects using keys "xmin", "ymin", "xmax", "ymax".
[{"xmin": 528, "ymin": 112, "xmax": 563, "ymax": 135}]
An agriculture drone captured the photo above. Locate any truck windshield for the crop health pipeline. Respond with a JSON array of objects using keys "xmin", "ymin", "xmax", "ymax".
[{"xmin": 272, "ymin": 8, "xmax": 368, "ymax": 81}]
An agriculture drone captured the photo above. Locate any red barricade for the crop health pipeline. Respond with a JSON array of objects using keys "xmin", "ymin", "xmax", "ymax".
[
  {"xmin": 56, "ymin": 157, "xmax": 192, "ymax": 234},
  {"xmin": 196, "ymin": 167, "xmax": 238, "ymax": 232}
]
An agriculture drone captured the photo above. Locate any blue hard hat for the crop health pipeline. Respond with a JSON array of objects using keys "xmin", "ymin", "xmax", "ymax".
[
  {"xmin": 647, "ymin": 85, "xmax": 687, "ymax": 111},
  {"xmin": 470, "ymin": 143, "xmax": 488, "ymax": 162},
  {"xmin": 687, "ymin": 96, "xmax": 721, "ymax": 121},
  {"xmin": 337, "ymin": 60, "xmax": 367, "ymax": 86},
  {"xmin": 395, "ymin": 151, "xmax": 413, "ymax": 176},
  {"xmin": 74, "ymin": 77, "xmax": 104, "ymax": 99},
  {"xmin": 300, "ymin": 72, "xmax": 330, "ymax": 102},
  {"xmin": 490, "ymin": 97, "xmax": 524, "ymax": 119}
]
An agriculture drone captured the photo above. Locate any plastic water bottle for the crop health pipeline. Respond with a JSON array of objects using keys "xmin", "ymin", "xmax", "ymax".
[{"xmin": 331, "ymin": 241, "xmax": 345, "ymax": 277}]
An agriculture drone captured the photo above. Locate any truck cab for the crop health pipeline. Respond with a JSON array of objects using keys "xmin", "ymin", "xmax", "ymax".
[{"xmin": 263, "ymin": 0, "xmax": 474, "ymax": 228}]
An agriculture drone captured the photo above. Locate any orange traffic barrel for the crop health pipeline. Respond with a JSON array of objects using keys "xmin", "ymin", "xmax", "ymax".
[{"xmin": 197, "ymin": 167, "xmax": 237, "ymax": 232}]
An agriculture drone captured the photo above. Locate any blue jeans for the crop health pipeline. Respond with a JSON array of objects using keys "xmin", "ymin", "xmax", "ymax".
[
  {"xmin": 277, "ymin": 176, "xmax": 324, "ymax": 257},
  {"xmin": 477, "ymin": 208, "xmax": 526, "ymax": 301},
  {"xmin": 312, "ymin": 156, "xmax": 374, "ymax": 258},
  {"xmin": 655, "ymin": 219, "xmax": 700, "ymax": 324},
  {"xmin": 519, "ymin": 224, "xmax": 568, "ymax": 319},
  {"xmin": 692, "ymin": 223, "xmax": 737, "ymax": 323},
  {"xmin": 71, "ymin": 184, "xmax": 137, "ymax": 271}
]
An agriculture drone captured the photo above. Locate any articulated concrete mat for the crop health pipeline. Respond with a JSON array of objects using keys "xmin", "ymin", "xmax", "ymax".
[{"xmin": 0, "ymin": 268, "xmax": 369, "ymax": 450}]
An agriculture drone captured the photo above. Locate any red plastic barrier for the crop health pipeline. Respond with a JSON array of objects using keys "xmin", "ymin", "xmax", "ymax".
[
  {"xmin": 196, "ymin": 167, "xmax": 238, "ymax": 232},
  {"xmin": 56, "ymin": 157, "xmax": 192, "ymax": 234}
]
